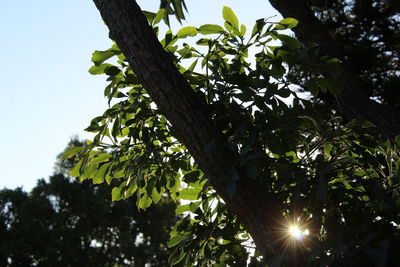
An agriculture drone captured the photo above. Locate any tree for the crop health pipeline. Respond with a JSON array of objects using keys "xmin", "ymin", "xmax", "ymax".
[
  {"xmin": 0, "ymin": 140, "xmax": 177, "ymax": 266},
  {"xmin": 287, "ymin": 0, "xmax": 399, "ymax": 108},
  {"xmin": 268, "ymin": 0, "xmax": 400, "ymax": 139},
  {"xmin": 67, "ymin": 1, "xmax": 400, "ymax": 265}
]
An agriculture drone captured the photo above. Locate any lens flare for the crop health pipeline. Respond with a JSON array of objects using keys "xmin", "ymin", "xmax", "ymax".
[
  {"xmin": 304, "ymin": 229, "xmax": 310, "ymax": 236},
  {"xmin": 289, "ymin": 225, "xmax": 303, "ymax": 240}
]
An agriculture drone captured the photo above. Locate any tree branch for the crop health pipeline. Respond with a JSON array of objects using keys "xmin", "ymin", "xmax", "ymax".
[
  {"xmin": 92, "ymin": 0, "xmax": 286, "ymax": 258},
  {"xmin": 268, "ymin": 0, "xmax": 400, "ymax": 140}
]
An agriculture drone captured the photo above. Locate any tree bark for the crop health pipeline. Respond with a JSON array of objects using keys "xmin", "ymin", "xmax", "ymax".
[
  {"xmin": 268, "ymin": 0, "xmax": 400, "ymax": 140},
  {"xmin": 92, "ymin": 0, "xmax": 287, "ymax": 259}
]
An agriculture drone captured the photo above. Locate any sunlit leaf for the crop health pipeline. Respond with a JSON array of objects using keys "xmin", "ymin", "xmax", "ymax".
[
  {"xmin": 222, "ymin": 6, "xmax": 239, "ymax": 30},
  {"xmin": 177, "ymin": 26, "xmax": 198, "ymax": 38},
  {"xmin": 62, "ymin": 146, "xmax": 83, "ymax": 159},
  {"xmin": 112, "ymin": 186, "xmax": 122, "ymax": 201},
  {"xmin": 240, "ymin": 24, "xmax": 247, "ymax": 36},
  {"xmin": 275, "ymin": 17, "xmax": 299, "ymax": 30},
  {"xmin": 93, "ymin": 163, "xmax": 110, "ymax": 184},
  {"xmin": 151, "ymin": 187, "xmax": 161, "ymax": 203},
  {"xmin": 176, "ymin": 203, "xmax": 191, "ymax": 214},
  {"xmin": 198, "ymin": 24, "xmax": 225, "ymax": 35},
  {"xmin": 88, "ymin": 63, "xmax": 115, "ymax": 75},
  {"xmin": 153, "ymin": 8, "xmax": 165, "ymax": 25},
  {"xmin": 91, "ymin": 45, "xmax": 120, "ymax": 66},
  {"xmin": 179, "ymin": 188, "xmax": 200, "ymax": 200},
  {"xmin": 138, "ymin": 194, "xmax": 153, "ymax": 209},
  {"xmin": 70, "ymin": 160, "xmax": 83, "ymax": 177}
]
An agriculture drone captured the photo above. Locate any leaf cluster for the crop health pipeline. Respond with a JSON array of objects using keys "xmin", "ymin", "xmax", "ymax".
[{"xmin": 67, "ymin": 6, "xmax": 400, "ymax": 266}]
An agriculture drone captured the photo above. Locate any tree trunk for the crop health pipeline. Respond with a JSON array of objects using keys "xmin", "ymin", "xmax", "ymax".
[
  {"xmin": 268, "ymin": 0, "xmax": 400, "ymax": 140},
  {"xmin": 92, "ymin": 0, "xmax": 287, "ymax": 259}
]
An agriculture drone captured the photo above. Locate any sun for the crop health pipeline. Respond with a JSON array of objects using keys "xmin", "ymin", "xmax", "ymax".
[
  {"xmin": 289, "ymin": 225, "xmax": 303, "ymax": 240},
  {"xmin": 288, "ymin": 225, "xmax": 310, "ymax": 241}
]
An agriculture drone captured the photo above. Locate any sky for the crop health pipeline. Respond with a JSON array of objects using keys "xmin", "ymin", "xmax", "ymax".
[{"xmin": 0, "ymin": 0, "xmax": 281, "ymax": 191}]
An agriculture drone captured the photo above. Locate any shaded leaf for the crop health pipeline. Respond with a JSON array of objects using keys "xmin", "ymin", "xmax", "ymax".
[
  {"xmin": 251, "ymin": 19, "xmax": 266, "ymax": 36},
  {"xmin": 167, "ymin": 235, "xmax": 185, "ymax": 248},
  {"xmin": 277, "ymin": 34, "xmax": 302, "ymax": 49}
]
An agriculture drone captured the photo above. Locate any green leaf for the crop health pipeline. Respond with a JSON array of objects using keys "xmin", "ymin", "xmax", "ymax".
[
  {"xmin": 104, "ymin": 66, "xmax": 120, "ymax": 76},
  {"xmin": 327, "ymin": 58, "xmax": 340, "ymax": 63},
  {"xmin": 219, "ymin": 239, "xmax": 231, "ymax": 245},
  {"xmin": 112, "ymin": 117, "xmax": 120, "ymax": 138},
  {"xmin": 62, "ymin": 146, "xmax": 83, "ymax": 159},
  {"xmin": 275, "ymin": 17, "xmax": 299, "ymax": 30},
  {"xmin": 187, "ymin": 59, "xmax": 198, "ymax": 72},
  {"xmin": 151, "ymin": 187, "xmax": 161, "ymax": 204},
  {"xmin": 169, "ymin": 247, "xmax": 186, "ymax": 265},
  {"xmin": 171, "ymin": 0, "xmax": 186, "ymax": 22},
  {"xmin": 138, "ymin": 194, "xmax": 153, "ymax": 209},
  {"xmin": 251, "ymin": 19, "xmax": 266, "ymax": 36},
  {"xmin": 153, "ymin": 8, "xmax": 165, "ymax": 25},
  {"xmin": 324, "ymin": 144, "xmax": 333, "ymax": 157},
  {"xmin": 395, "ymin": 135, "xmax": 400, "ymax": 152},
  {"xmin": 222, "ymin": 6, "xmax": 239, "ymax": 30},
  {"xmin": 92, "ymin": 153, "xmax": 112, "ymax": 164},
  {"xmin": 198, "ymin": 24, "xmax": 225, "ymax": 35},
  {"xmin": 277, "ymin": 34, "xmax": 302, "ymax": 49},
  {"xmin": 177, "ymin": 26, "xmax": 198, "ymax": 38},
  {"xmin": 142, "ymin": 11, "xmax": 156, "ymax": 24},
  {"xmin": 179, "ymin": 188, "xmax": 200, "ymax": 200},
  {"xmin": 88, "ymin": 63, "xmax": 115, "ymax": 75},
  {"xmin": 70, "ymin": 160, "xmax": 83, "ymax": 177},
  {"xmin": 240, "ymin": 24, "xmax": 247, "ymax": 36},
  {"xmin": 105, "ymin": 165, "xmax": 114, "ymax": 185},
  {"xmin": 112, "ymin": 186, "xmax": 122, "ymax": 201},
  {"xmin": 306, "ymin": 79, "xmax": 319, "ymax": 96},
  {"xmin": 93, "ymin": 163, "xmax": 110, "ymax": 184},
  {"xmin": 91, "ymin": 46, "xmax": 120, "ymax": 66},
  {"xmin": 183, "ymin": 170, "xmax": 201, "ymax": 183},
  {"xmin": 276, "ymin": 88, "xmax": 292, "ymax": 98},
  {"xmin": 317, "ymin": 78, "xmax": 342, "ymax": 95},
  {"xmin": 167, "ymin": 235, "xmax": 185, "ymax": 248},
  {"xmin": 125, "ymin": 182, "xmax": 138, "ymax": 198},
  {"xmin": 176, "ymin": 203, "xmax": 191, "ymax": 214}
]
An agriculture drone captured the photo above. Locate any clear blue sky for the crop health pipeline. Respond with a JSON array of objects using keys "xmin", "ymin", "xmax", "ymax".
[{"xmin": 0, "ymin": 0, "xmax": 281, "ymax": 190}]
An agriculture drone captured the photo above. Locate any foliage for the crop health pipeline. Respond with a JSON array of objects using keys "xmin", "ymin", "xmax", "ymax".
[
  {"xmin": 289, "ymin": 0, "xmax": 400, "ymax": 110},
  {"xmin": 142, "ymin": 0, "xmax": 187, "ymax": 26},
  {"xmin": 0, "ymin": 141, "xmax": 177, "ymax": 266},
  {"xmin": 68, "ymin": 6, "xmax": 400, "ymax": 266}
]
